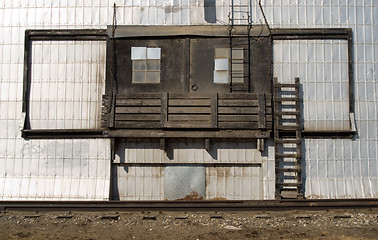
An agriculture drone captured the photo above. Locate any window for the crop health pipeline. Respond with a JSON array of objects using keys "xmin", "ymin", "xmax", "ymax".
[
  {"xmin": 131, "ymin": 47, "xmax": 161, "ymax": 83},
  {"xmin": 214, "ymin": 48, "xmax": 244, "ymax": 84}
]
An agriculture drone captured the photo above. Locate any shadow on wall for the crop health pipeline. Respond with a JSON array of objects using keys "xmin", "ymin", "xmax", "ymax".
[
  {"xmin": 115, "ymin": 139, "xmax": 266, "ymax": 162},
  {"xmin": 204, "ymin": 0, "xmax": 217, "ymax": 23}
]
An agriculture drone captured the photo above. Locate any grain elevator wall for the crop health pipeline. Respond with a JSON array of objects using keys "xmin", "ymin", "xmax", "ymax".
[{"xmin": 0, "ymin": 0, "xmax": 377, "ymax": 200}]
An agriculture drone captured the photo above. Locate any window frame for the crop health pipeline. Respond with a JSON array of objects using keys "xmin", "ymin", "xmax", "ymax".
[
  {"xmin": 271, "ymin": 28, "xmax": 355, "ymax": 138},
  {"xmin": 131, "ymin": 47, "xmax": 161, "ymax": 84},
  {"xmin": 22, "ymin": 29, "xmax": 108, "ymax": 139}
]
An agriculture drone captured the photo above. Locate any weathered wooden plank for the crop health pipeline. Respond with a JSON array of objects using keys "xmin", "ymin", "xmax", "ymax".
[
  {"xmin": 164, "ymin": 122, "xmax": 212, "ymax": 128},
  {"xmin": 116, "ymin": 93, "xmax": 162, "ymax": 98},
  {"xmin": 161, "ymin": 92, "xmax": 168, "ymax": 126},
  {"xmin": 205, "ymin": 138, "xmax": 210, "ymax": 151},
  {"xmin": 258, "ymin": 93, "xmax": 266, "ymax": 129},
  {"xmin": 115, "ymin": 121, "xmax": 162, "ymax": 128},
  {"xmin": 218, "ymin": 99, "xmax": 271, "ymax": 107},
  {"xmin": 107, "ymin": 129, "xmax": 271, "ymax": 138},
  {"xmin": 169, "ymin": 99, "xmax": 211, "ymax": 106},
  {"xmin": 168, "ymin": 115, "xmax": 211, "ymax": 121},
  {"xmin": 218, "ymin": 99, "xmax": 259, "ymax": 107},
  {"xmin": 218, "ymin": 107, "xmax": 259, "ymax": 114},
  {"xmin": 109, "ymin": 94, "xmax": 115, "ymax": 128},
  {"xmin": 160, "ymin": 138, "xmax": 166, "ymax": 151},
  {"xmin": 218, "ymin": 93, "xmax": 258, "ymax": 100},
  {"xmin": 218, "ymin": 115, "xmax": 260, "ymax": 122},
  {"xmin": 22, "ymin": 31, "xmax": 31, "ymax": 113},
  {"xmin": 169, "ymin": 93, "xmax": 210, "ymax": 98},
  {"xmin": 218, "ymin": 122, "xmax": 260, "ymax": 129},
  {"xmin": 116, "ymin": 98, "xmax": 161, "ymax": 106},
  {"xmin": 115, "ymin": 114, "xmax": 161, "ymax": 121},
  {"xmin": 168, "ymin": 107, "xmax": 211, "ymax": 114},
  {"xmin": 211, "ymin": 93, "xmax": 218, "ymax": 128},
  {"xmin": 116, "ymin": 106, "xmax": 161, "ymax": 114}
]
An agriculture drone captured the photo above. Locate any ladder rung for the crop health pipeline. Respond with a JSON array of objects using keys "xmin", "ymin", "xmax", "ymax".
[
  {"xmin": 276, "ymin": 168, "xmax": 301, "ymax": 172},
  {"xmin": 274, "ymin": 83, "xmax": 299, "ymax": 88},
  {"xmin": 229, "ymin": 44, "xmax": 249, "ymax": 47},
  {"xmin": 275, "ymin": 153, "xmax": 297, "ymax": 158},
  {"xmin": 275, "ymin": 125, "xmax": 300, "ymax": 130},
  {"xmin": 231, "ymin": 89, "xmax": 249, "ymax": 92},
  {"xmin": 230, "ymin": 62, "xmax": 247, "ymax": 65},
  {"xmin": 275, "ymin": 111, "xmax": 300, "ymax": 116},
  {"xmin": 276, "ymin": 182, "xmax": 302, "ymax": 186},
  {"xmin": 274, "ymin": 97, "xmax": 299, "ymax": 102},
  {"xmin": 275, "ymin": 139, "xmax": 301, "ymax": 144},
  {"xmin": 232, "ymin": 5, "xmax": 249, "ymax": 7}
]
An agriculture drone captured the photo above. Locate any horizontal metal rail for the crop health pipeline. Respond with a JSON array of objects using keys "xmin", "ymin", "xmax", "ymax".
[{"xmin": 1, "ymin": 199, "xmax": 377, "ymax": 212}]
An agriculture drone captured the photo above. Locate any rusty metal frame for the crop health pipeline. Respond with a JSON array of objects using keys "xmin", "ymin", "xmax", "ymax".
[
  {"xmin": 21, "ymin": 29, "xmax": 108, "ymax": 139},
  {"xmin": 271, "ymin": 28, "xmax": 355, "ymax": 138}
]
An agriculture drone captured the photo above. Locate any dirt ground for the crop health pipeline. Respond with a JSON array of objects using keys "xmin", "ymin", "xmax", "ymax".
[{"xmin": 0, "ymin": 208, "xmax": 377, "ymax": 240}]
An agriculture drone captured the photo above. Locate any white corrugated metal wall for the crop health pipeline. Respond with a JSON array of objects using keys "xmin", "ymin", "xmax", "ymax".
[
  {"xmin": 113, "ymin": 139, "xmax": 274, "ymax": 200},
  {"xmin": 0, "ymin": 0, "xmax": 376, "ymax": 200}
]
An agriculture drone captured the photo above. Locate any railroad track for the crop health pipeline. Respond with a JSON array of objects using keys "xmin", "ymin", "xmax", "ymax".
[{"xmin": 1, "ymin": 199, "xmax": 377, "ymax": 212}]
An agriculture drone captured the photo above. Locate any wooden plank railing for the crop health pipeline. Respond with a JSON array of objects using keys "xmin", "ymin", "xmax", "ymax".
[{"xmin": 102, "ymin": 93, "xmax": 272, "ymax": 130}]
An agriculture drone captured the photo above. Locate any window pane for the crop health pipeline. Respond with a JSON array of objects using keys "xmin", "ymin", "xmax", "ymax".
[
  {"xmin": 214, "ymin": 70, "xmax": 229, "ymax": 83},
  {"xmin": 215, "ymin": 59, "xmax": 229, "ymax": 70},
  {"xmin": 133, "ymin": 60, "xmax": 146, "ymax": 70},
  {"xmin": 133, "ymin": 71, "xmax": 145, "ymax": 83},
  {"xmin": 131, "ymin": 47, "xmax": 146, "ymax": 60},
  {"xmin": 146, "ymin": 72, "xmax": 160, "ymax": 83},
  {"xmin": 147, "ymin": 60, "xmax": 160, "ymax": 70},
  {"xmin": 147, "ymin": 48, "xmax": 161, "ymax": 59},
  {"xmin": 215, "ymin": 48, "xmax": 229, "ymax": 59}
]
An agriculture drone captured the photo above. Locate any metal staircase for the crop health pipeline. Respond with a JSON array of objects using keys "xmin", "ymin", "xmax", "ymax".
[
  {"xmin": 273, "ymin": 77, "xmax": 303, "ymax": 199},
  {"xmin": 228, "ymin": 0, "xmax": 252, "ymax": 93}
]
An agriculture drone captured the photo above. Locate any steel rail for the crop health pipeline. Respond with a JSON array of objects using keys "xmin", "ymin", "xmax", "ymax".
[{"xmin": 1, "ymin": 199, "xmax": 377, "ymax": 212}]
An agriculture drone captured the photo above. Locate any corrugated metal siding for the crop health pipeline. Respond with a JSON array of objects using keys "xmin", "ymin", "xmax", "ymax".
[
  {"xmin": 0, "ymin": 1, "xmax": 112, "ymax": 200},
  {"xmin": 114, "ymin": 139, "xmax": 265, "ymax": 164},
  {"xmin": 0, "ymin": 139, "xmax": 110, "ymax": 200},
  {"xmin": 113, "ymin": 165, "xmax": 164, "ymax": 200},
  {"xmin": 266, "ymin": 0, "xmax": 378, "ymax": 198},
  {"xmin": 274, "ymin": 40, "xmax": 350, "ymax": 131},
  {"xmin": 113, "ymin": 139, "xmax": 273, "ymax": 200},
  {"xmin": 30, "ymin": 41, "xmax": 106, "ymax": 129},
  {"xmin": 0, "ymin": 0, "xmax": 377, "ymax": 200}
]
